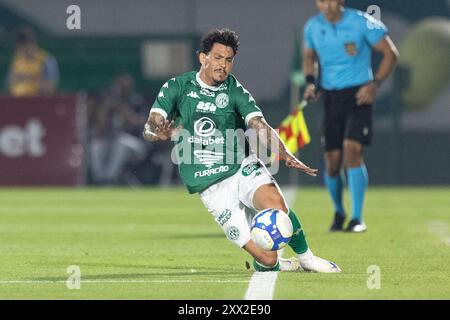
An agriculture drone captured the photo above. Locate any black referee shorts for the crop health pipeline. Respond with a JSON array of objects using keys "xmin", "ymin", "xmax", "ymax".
[{"xmin": 321, "ymin": 85, "xmax": 373, "ymax": 151}]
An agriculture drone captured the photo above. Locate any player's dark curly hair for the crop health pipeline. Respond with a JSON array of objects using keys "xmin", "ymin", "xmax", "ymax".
[{"xmin": 198, "ymin": 28, "xmax": 239, "ymax": 56}]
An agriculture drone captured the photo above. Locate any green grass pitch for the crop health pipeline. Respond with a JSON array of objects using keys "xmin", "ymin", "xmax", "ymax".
[{"xmin": 0, "ymin": 187, "xmax": 449, "ymax": 299}]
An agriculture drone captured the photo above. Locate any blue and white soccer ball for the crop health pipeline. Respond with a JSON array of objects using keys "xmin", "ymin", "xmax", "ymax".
[{"xmin": 251, "ymin": 208, "xmax": 293, "ymax": 251}]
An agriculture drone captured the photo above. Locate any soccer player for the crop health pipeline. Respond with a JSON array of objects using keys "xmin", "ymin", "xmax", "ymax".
[
  {"xmin": 302, "ymin": 0, "xmax": 399, "ymax": 232},
  {"xmin": 143, "ymin": 28, "xmax": 341, "ymax": 273}
]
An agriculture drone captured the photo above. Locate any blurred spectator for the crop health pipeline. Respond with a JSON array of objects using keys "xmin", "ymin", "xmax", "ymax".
[
  {"xmin": 88, "ymin": 73, "xmax": 148, "ymax": 185},
  {"xmin": 6, "ymin": 26, "xmax": 59, "ymax": 96}
]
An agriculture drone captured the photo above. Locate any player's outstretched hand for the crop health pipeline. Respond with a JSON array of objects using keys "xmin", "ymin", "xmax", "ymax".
[
  {"xmin": 154, "ymin": 119, "xmax": 182, "ymax": 141},
  {"xmin": 285, "ymin": 156, "xmax": 318, "ymax": 177}
]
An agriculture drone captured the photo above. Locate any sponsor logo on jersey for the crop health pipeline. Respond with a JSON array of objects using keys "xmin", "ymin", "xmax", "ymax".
[
  {"xmin": 188, "ymin": 136, "xmax": 224, "ymax": 146},
  {"xmin": 195, "ymin": 101, "xmax": 217, "ymax": 113},
  {"xmin": 189, "ymin": 117, "xmax": 225, "ymax": 146},
  {"xmin": 215, "ymin": 93, "xmax": 229, "ymax": 109},
  {"xmin": 199, "ymin": 88, "xmax": 215, "ymax": 97},
  {"xmin": 187, "ymin": 91, "xmax": 200, "ymax": 99},
  {"xmin": 194, "ymin": 117, "xmax": 216, "ymax": 137},
  {"xmin": 194, "ymin": 165, "xmax": 229, "ymax": 178},
  {"xmin": 216, "ymin": 209, "xmax": 232, "ymax": 226},
  {"xmin": 193, "ymin": 149, "xmax": 224, "ymax": 168},
  {"xmin": 241, "ymin": 162, "xmax": 261, "ymax": 176}
]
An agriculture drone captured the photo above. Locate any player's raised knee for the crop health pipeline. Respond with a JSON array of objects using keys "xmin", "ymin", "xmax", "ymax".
[
  {"xmin": 266, "ymin": 194, "xmax": 288, "ymax": 213},
  {"xmin": 253, "ymin": 184, "xmax": 288, "ymax": 212}
]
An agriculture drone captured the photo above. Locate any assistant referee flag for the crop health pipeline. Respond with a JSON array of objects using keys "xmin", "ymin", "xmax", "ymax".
[{"xmin": 278, "ymin": 101, "xmax": 311, "ymax": 154}]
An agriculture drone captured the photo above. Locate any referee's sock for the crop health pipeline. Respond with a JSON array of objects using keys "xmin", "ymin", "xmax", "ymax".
[
  {"xmin": 324, "ymin": 173, "xmax": 345, "ymax": 216},
  {"xmin": 287, "ymin": 209, "xmax": 309, "ymax": 254},
  {"xmin": 348, "ymin": 165, "xmax": 368, "ymax": 222}
]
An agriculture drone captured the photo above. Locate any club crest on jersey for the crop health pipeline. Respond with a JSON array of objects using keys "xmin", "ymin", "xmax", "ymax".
[
  {"xmin": 226, "ymin": 226, "xmax": 240, "ymax": 241},
  {"xmin": 344, "ymin": 42, "xmax": 357, "ymax": 56},
  {"xmin": 215, "ymin": 93, "xmax": 229, "ymax": 109}
]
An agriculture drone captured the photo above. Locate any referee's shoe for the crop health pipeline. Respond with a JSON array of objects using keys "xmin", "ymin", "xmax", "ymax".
[
  {"xmin": 345, "ymin": 219, "xmax": 367, "ymax": 233},
  {"xmin": 329, "ymin": 212, "xmax": 346, "ymax": 231}
]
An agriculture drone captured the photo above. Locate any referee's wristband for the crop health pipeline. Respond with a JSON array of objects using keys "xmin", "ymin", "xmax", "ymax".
[
  {"xmin": 305, "ymin": 75, "xmax": 316, "ymax": 85},
  {"xmin": 372, "ymin": 79, "xmax": 383, "ymax": 87}
]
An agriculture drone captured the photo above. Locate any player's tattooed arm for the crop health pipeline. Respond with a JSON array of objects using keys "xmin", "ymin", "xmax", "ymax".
[
  {"xmin": 247, "ymin": 116, "xmax": 293, "ymax": 160},
  {"xmin": 248, "ymin": 116, "xmax": 318, "ymax": 177},
  {"xmin": 142, "ymin": 112, "xmax": 180, "ymax": 142}
]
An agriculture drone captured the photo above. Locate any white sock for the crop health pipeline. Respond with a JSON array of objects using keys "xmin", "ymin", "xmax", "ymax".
[{"xmin": 297, "ymin": 248, "xmax": 314, "ymax": 262}]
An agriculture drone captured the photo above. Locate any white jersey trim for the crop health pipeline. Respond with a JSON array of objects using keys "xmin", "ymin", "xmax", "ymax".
[
  {"xmin": 245, "ymin": 111, "xmax": 264, "ymax": 127},
  {"xmin": 196, "ymin": 72, "xmax": 226, "ymax": 91},
  {"xmin": 150, "ymin": 108, "xmax": 168, "ymax": 119}
]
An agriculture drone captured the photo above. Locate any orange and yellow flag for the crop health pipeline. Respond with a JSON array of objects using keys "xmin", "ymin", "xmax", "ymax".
[{"xmin": 278, "ymin": 102, "xmax": 311, "ymax": 155}]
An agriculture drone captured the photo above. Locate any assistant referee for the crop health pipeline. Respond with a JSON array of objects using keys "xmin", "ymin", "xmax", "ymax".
[{"xmin": 302, "ymin": 0, "xmax": 399, "ymax": 232}]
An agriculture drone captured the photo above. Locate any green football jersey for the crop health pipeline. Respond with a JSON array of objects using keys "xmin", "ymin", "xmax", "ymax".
[{"xmin": 150, "ymin": 71, "xmax": 264, "ymax": 193}]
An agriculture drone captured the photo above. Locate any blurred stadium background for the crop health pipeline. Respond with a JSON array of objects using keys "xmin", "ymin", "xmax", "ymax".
[{"xmin": 0, "ymin": 0, "xmax": 449, "ymax": 187}]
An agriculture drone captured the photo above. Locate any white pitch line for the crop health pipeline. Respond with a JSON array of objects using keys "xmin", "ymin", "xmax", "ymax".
[
  {"xmin": 428, "ymin": 221, "xmax": 450, "ymax": 246},
  {"xmin": 244, "ymin": 187, "xmax": 296, "ymax": 300},
  {"xmin": 244, "ymin": 269, "xmax": 282, "ymax": 300},
  {"xmin": 0, "ymin": 279, "xmax": 250, "ymax": 285}
]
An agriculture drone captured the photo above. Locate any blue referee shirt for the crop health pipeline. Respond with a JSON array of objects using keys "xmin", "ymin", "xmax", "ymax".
[{"xmin": 304, "ymin": 8, "xmax": 388, "ymax": 90}]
